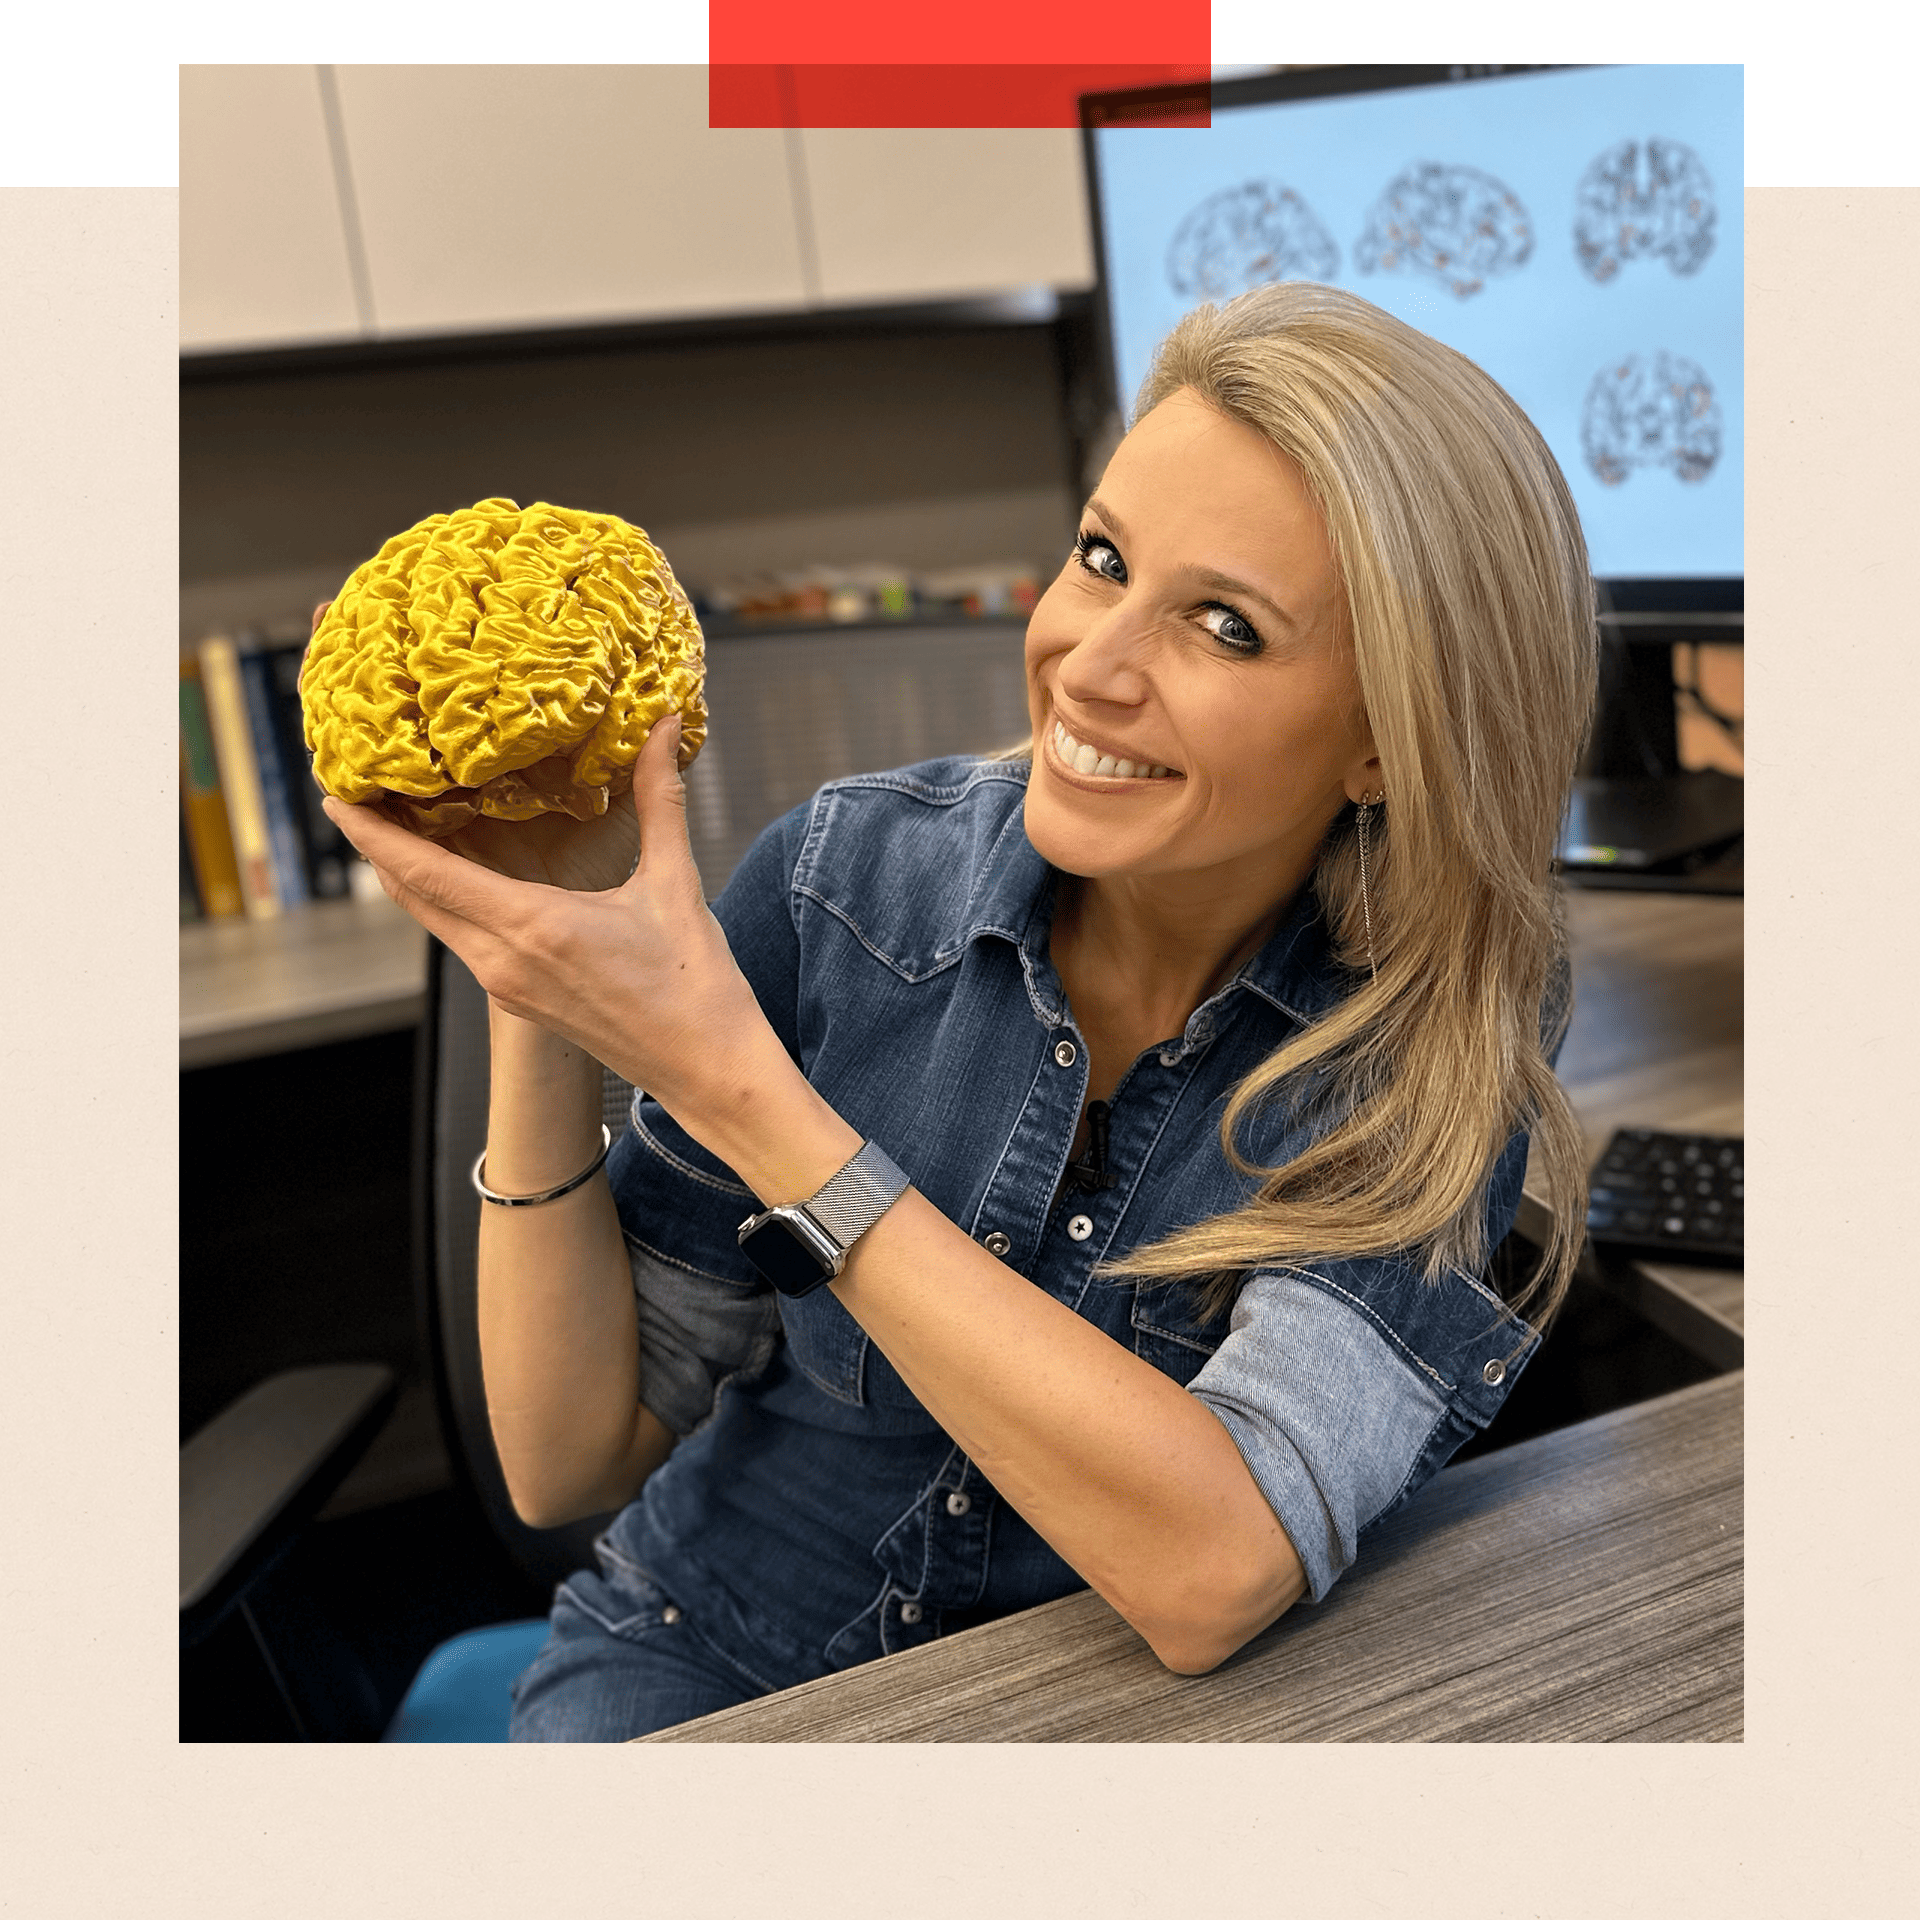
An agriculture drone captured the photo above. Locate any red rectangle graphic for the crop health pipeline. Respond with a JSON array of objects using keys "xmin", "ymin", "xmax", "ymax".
[{"xmin": 710, "ymin": 65, "xmax": 1212, "ymax": 130}]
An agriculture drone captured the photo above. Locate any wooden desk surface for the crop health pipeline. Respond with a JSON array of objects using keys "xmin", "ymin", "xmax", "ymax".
[
  {"xmin": 179, "ymin": 892, "xmax": 426, "ymax": 1069},
  {"xmin": 1554, "ymin": 885, "xmax": 1743, "ymax": 1151},
  {"xmin": 643, "ymin": 1370, "xmax": 1742, "ymax": 1743}
]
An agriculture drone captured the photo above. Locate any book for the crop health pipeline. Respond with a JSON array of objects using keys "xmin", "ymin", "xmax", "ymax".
[
  {"xmin": 197, "ymin": 633, "xmax": 281, "ymax": 918},
  {"xmin": 237, "ymin": 634, "xmax": 311, "ymax": 909},
  {"xmin": 180, "ymin": 803, "xmax": 203, "ymax": 922},
  {"xmin": 178, "ymin": 655, "xmax": 245, "ymax": 919},
  {"xmin": 263, "ymin": 639, "xmax": 353, "ymax": 899}
]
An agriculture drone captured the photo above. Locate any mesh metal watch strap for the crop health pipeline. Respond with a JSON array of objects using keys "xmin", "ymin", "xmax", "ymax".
[{"xmin": 803, "ymin": 1139, "xmax": 911, "ymax": 1252}]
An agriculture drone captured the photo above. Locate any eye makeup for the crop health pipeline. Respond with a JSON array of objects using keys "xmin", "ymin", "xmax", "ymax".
[{"xmin": 1070, "ymin": 527, "xmax": 1265, "ymax": 657}]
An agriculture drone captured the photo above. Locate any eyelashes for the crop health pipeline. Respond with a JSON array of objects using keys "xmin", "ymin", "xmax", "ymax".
[
  {"xmin": 1072, "ymin": 528, "xmax": 1127, "ymax": 583},
  {"xmin": 1069, "ymin": 528, "xmax": 1263, "ymax": 656}
]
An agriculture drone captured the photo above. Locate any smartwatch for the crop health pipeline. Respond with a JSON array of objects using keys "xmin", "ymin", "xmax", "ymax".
[{"xmin": 736, "ymin": 1139, "xmax": 911, "ymax": 1296}]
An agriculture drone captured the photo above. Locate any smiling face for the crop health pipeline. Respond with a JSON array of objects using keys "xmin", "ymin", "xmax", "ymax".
[{"xmin": 1024, "ymin": 386, "xmax": 1382, "ymax": 941}]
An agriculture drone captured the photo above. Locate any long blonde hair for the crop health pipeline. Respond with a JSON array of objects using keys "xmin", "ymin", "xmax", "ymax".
[{"xmin": 989, "ymin": 283, "xmax": 1596, "ymax": 1329}]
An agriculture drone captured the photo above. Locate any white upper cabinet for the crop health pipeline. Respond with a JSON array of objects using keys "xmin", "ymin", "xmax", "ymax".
[
  {"xmin": 332, "ymin": 66, "xmax": 808, "ymax": 335},
  {"xmin": 180, "ymin": 66, "xmax": 364, "ymax": 352},
  {"xmin": 180, "ymin": 68, "xmax": 1099, "ymax": 353},
  {"xmin": 798, "ymin": 128, "xmax": 1095, "ymax": 304}
]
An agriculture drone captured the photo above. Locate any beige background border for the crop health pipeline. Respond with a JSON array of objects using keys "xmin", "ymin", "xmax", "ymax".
[{"xmin": 3, "ymin": 174, "xmax": 1913, "ymax": 1911}]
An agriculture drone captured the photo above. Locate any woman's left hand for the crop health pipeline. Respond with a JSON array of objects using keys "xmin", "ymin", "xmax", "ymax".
[{"xmin": 321, "ymin": 713, "xmax": 773, "ymax": 1126}]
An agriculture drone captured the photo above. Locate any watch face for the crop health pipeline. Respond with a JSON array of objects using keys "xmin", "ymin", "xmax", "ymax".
[{"xmin": 741, "ymin": 1211, "xmax": 837, "ymax": 1295}]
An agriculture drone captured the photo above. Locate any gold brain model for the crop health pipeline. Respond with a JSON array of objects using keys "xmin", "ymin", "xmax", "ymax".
[{"xmin": 301, "ymin": 497, "xmax": 707, "ymax": 835}]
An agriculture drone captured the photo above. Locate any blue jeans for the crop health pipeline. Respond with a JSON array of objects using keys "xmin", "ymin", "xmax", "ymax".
[{"xmin": 506, "ymin": 1547, "xmax": 775, "ymax": 1741}]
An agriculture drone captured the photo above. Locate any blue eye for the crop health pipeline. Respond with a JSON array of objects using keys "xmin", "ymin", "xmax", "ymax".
[
  {"xmin": 1198, "ymin": 604, "xmax": 1262, "ymax": 655},
  {"xmin": 1072, "ymin": 529, "xmax": 1263, "ymax": 656},
  {"xmin": 1072, "ymin": 529, "xmax": 1126, "ymax": 583}
]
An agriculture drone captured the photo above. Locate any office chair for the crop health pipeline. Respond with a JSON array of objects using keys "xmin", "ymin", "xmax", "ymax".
[
  {"xmin": 179, "ymin": 617, "xmax": 1033, "ymax": 1738},
  {"xmin": 179, "ymin": 936, "xmax": 627, "ymax": 1739}
]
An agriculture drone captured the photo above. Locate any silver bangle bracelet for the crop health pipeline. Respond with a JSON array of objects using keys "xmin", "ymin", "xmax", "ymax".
[{"xmin": 471, "ymin": 1124, "xmax": 613, "ymax": 1207}]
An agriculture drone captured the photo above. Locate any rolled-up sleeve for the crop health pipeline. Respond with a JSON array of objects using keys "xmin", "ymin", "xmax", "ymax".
[
  {"xmin": 1187, "ymin": 1123, "xmax": 1543, "ymax": 1602},
  {"xmin": 628, "ymin": 1236, "xmax": 781, "ymax": 1438},
  {"xmin": 1186, "ymin": 1268, "xmax": 1457, "ymax": 1601}
]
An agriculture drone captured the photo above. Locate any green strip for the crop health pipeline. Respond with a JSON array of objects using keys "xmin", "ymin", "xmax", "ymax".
[
  {"xmin": 3, "ymin": 0, "xmax": 710, "ymax": 186},
  {"xmin": 1213, "ymin": 4, "xmax": 1920, "ymax": 185}
]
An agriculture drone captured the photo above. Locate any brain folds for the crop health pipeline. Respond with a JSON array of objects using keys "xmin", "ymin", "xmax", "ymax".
[
  {"xmin": 1354, "ymin": 162, "xmax": 1534, "ymax": 299},
  {"xmin": 301, "ymin": 498, "xmax": 706, "ymax": 834}
]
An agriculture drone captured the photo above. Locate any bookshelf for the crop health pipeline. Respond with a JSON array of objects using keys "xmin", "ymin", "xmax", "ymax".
[
  {"xmin": 180, "ymin": 890, "xmax": 427, "ymax": 1069},
  {"xmin": 177, "ymin": 618, "xmax": 1033, "ymax": 1069}
]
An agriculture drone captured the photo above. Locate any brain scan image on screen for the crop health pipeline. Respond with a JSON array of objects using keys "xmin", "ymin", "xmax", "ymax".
[
  {"xmin": 1164, "ymin": 181, "xmax": 1341, "ymax": 299},
  {"xmin": 1574, "ymin": 138, "xmax": 1717, "ymax": 282},
  {"xmin": 1581, "ymin": 351, "xmax": 1722, "ymax": 486},
  {"xmin": 1352, "ymin": 162, "xmax": 1534, "ymax": 298}
]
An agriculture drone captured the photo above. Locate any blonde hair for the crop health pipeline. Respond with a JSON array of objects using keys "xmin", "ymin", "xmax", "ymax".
[{"xmin": 988, "ymin": 283, "xmax": 1596, "ymax": 1329}]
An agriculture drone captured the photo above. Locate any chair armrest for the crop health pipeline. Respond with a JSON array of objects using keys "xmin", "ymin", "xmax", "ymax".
[{"xmin": 180, "ymin": 1362, "xmax": 398, "ymax": 1645}]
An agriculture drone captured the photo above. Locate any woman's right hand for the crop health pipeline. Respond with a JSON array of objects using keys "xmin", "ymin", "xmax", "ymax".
[{"xmin": 309, "ymin": 598, "xmax": 644, "ymax": 896}]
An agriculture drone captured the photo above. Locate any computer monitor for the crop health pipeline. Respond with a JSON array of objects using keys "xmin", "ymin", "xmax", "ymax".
[{"xmin": 1079, "ymin": 65, "xmax": 1744, "ymax": 799}]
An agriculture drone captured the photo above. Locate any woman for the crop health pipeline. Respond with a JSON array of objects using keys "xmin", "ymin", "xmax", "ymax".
[{"xmin": 325, "ymin": 282, "xmax": 1597, "ymax": 1740}]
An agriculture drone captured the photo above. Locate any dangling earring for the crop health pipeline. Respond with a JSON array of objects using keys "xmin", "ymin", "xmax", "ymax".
[{"xmin": 1356, "ymin": 790, "xmax": 1385, "ymax": 984}]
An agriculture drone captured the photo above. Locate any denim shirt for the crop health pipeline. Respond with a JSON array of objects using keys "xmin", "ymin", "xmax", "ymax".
[{"xmin": 597, "ymin": 754, "xmax": 1550, "ymax": 1694}]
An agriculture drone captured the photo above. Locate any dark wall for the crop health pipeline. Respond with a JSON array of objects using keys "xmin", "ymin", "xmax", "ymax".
[{"xmin": 182, "ymin": 318, "xmax": 1088, "ymax": 629}]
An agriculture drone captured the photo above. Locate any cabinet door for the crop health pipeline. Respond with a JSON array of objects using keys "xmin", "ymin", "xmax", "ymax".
[
  {"xmin": 333, "ymin": 66, "xmax": 809, "ymax": 335},
  {"xmin": 799, "ymin": 128, "xmax": 1095, "ymax": 306},
  {"xmin": 181, "ymin": 66, "xmax": 364, "ymax": 352}
]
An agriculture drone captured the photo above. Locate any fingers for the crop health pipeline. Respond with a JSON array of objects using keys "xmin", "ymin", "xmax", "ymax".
[
  {"xmin": 642, "ymin": 708, "xmax": 683, "ymax": 777},
  {"xmin": 323, "ymin": 794, "xmax": 535, "ymax": 930},
  {"xmin": 633, "ymin": 710, "xmax": 696, "ymax": 886}
]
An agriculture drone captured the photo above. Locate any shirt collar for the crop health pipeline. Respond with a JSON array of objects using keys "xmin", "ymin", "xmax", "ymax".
[{"xmin": 955, "ymin": 758, "xmax": 1352, "ymax": 1035}]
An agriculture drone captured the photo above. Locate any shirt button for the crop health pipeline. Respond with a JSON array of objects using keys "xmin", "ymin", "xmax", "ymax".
[
  {"xmin": 1158, "ymin": 1049, "xmax": 1180, "ymax": 1067},
  {"xmin": 899, "ymin": 1600, "xmax": 924, "ymax": 1625},
  {"xmin": 1053, "ymin": 1039, "xmax": 1078, "ymax": 1067},
  {"xmin": 1483, "ymin": 1359, "xmax": 1507, "ymax": 1386},
  {"xmin": 946, "ymin": 1490, "xmax": 972, "ymax": 1516},
  {"xmin": 660, "ymin": 1605, "xmax": 683, "ymax": 1625},
  {"xmin": 983, "ymin": 1231, "xmax": 1012, "ymax": 1257},
  {"xmin": 1067, "ymin": 1213, "xmax": 1094, "ymax": 1241}
]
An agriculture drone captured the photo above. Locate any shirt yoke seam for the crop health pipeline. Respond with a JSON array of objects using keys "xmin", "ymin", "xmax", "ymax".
[{"xmin": 793, "ymin": 885, "xmax": 969, "ymax": 983}]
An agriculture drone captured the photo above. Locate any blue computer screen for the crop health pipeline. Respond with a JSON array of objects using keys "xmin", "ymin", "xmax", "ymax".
[{"xmin": 1089, "ymin": 65, "xmax": 1743, "ymax": 583}]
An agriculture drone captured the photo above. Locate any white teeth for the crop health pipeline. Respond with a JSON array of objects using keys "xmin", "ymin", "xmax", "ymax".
[{"xmin": 1053, "ymin": 720, "xmax": 1169, "ymax": 782}]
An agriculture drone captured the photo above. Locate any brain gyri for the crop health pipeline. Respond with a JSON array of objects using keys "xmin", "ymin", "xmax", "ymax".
[
  {"xmin": 1354, "ymin": 162, "xmax": 1535, "ymax": 299},
  {"xmin": 1165, "ymin": 180, "xmax": 1341, "ymax": 300},
  {"xmin": 1573, "ymin": 137, "xmax": 1717, "ymax": 284},
  {"xmin": 1580, "ymin": 352, "xmax": 1723, "ymax": 487},
  {"xmin": 301, "ymin": 498, "xmax": 707, "ymax": 836}
]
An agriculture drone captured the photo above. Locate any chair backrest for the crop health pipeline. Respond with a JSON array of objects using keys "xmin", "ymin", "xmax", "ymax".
[{"xmin": 412, "ymin": 618, "xmax": 1031, "ymax": 1588}]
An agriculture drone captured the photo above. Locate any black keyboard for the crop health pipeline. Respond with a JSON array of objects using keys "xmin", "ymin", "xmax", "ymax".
[{"xmin": 1586, "ymin": 1128, "xmax": 1743, "ymax": 1267}]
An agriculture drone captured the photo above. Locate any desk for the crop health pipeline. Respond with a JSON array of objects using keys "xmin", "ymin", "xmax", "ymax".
[
  {"xmin": 642, "ymin": 1370, "xmax": 1742, "ymax": 1742},
  {"xmin": 179, "ymin": 892, "xmax": 426, "ymax": 1068},
  {"xmin": 1520, "ymin": 887, "xmax": 1744, "ymax": 1363}
]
